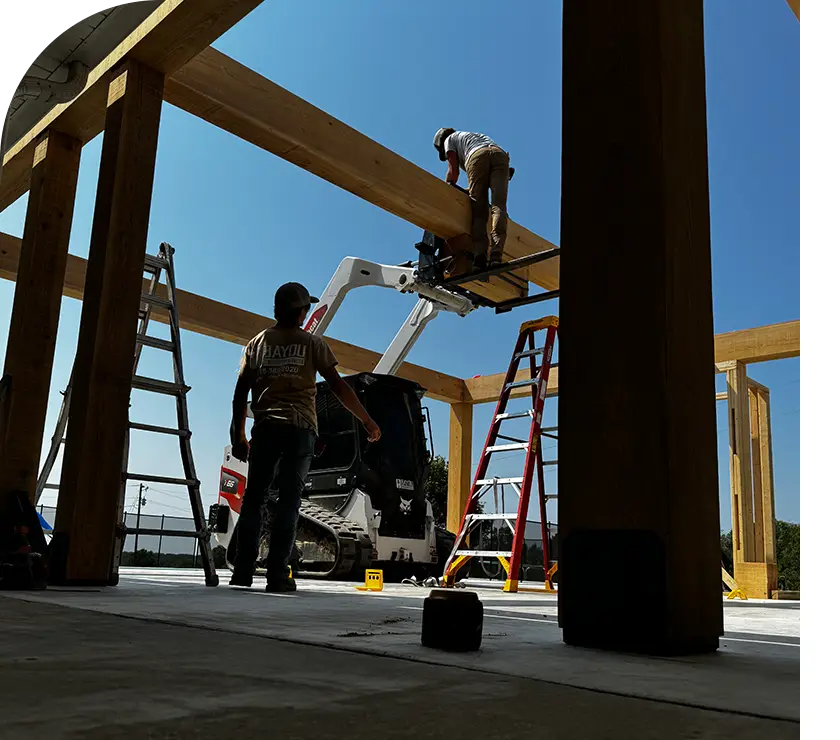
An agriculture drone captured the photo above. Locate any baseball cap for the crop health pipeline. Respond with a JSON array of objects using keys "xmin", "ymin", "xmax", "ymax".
[{"xmin": 274, "ymin": 282, "xmax": 319, "ymax": 311}]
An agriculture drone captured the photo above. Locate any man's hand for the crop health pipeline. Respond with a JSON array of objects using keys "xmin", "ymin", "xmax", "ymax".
[
  {"xmin": 231, "ymin": 438, "xmax": 250, "ymax": 462},
  {"xmin": 364, "ymin": 419, "xmax": 382, "ymax": 443}
]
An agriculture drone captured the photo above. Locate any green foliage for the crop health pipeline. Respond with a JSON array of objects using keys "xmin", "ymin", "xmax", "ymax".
[
  {"xmin": 424, "ymin": 455, "xmax": 449, "ymax": 528},
  {"xmin": 775, "ymin": 521, "xmax": 800, "ymax": 591},
  {"xmin": 720, "ymin": 521, "xmax": 799, "ymax": 592}
]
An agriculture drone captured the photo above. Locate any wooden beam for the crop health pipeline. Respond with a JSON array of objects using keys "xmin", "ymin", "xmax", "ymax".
[
  {"xmin": 163, "ymin": 48, "xmax": 559, "ymax": 299},
  {"xmin": 0, "ymin": 0, "xmax": 265, "ymax": 211},
  {"xmin": 727, "ymin": 362, "xmax": 755, "ymax": 564},
  {"xmin": 557, "ymin": 0, "xmax": 721, "ymax": 654},
  {"xmin": 0, "ymin": 131, "xmax": 81, "ymax": 504},
  {"xmin": 51, "ymin": 62, "xmax": 164, "ymax": 586},
  {"xmin": 464, "ymin": 320, "xmax": 800, "ymax": 404},
  {"xmin": 757, "ymin": 388, "xmax": 778, "ymax": 566},
  {"xmin": 749, "ymin": 386, "xmax": 765, "ymax": 561},
  {"xmin": 0, "ymin": 232, "xmax": 465, "ymax": 404},
  {"xmin": 446, "ymin": 403, "xmax": 473, "ymax": 534}
]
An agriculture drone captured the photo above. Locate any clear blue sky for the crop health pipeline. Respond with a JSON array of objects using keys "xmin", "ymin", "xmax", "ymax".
[{"xmin": 0, "ymin": 0, "xmax": 799, "ymax": 530}]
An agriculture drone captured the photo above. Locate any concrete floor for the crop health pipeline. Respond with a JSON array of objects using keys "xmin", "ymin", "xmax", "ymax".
[{"xmin": 0, "ymin": 568, "xmax": 799, "ymax": 739}]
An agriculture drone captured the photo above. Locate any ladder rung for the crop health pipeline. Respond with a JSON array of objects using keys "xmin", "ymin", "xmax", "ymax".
[
  {"xmin": 125, "ymin": 473, "xmax": 198, "ymax": 487},
  {"xmin": 144, "ymin": 254, "xmax": 167, "ymax": 271},
  {"xmin": 132, "ymin": 376, "xmax": 189, "ymax": 396},
  {"xmin": 486, "ymin": 442, "xmax": 528, "ymax": 453},
  {"xmin": 129, "ymin": 422, "xmax": 190, "ymax": 437},
  {"xmin": 453, "ymin": 550, "xmax": 513, "ymax": 558},
  {"xmin": 514, "ymin": 348, "xmax": 544, "ymax": 359},
  {"xmin": 496, "ymin": 411, "xmax": 533, "ymax": 421},
  {"xmin": 506, "ymin": 379, "xmax": 538, "ymax": 391},
  {"xmin": 137, "ymin": 335, "xmax": 174, "ymax": 352},
  {"xmin": 42, "ymin": 483, "xmax": 60, "ymax": 490},
  {"xmin": 467, "ymin": 513, "xmax": 519, "ymax": 521},
  {"xmin": 140, "ymin": 293, "xmax": 173, "ymax": 311},
  {"xmin": 475, "ymin": 477, "xmax": 524, "ymax": 486}
]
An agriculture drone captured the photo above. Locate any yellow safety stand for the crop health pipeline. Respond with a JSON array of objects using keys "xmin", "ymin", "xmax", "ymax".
[
  {"xmin": 726, "ymin": 588, "xmax": 748, "ymax": 601},
  {"xmin": 356, "ymin": 569, "xmax": 384, "ymax": 592}
]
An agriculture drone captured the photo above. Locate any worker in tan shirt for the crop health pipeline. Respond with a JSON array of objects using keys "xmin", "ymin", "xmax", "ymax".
[
  {"xmin": 433, "ymin": 128, "xmax": 514, "ymax": 271},
  {"xmin": 229, "ymin": 282, "xmax": 381, "ymax": 592}
]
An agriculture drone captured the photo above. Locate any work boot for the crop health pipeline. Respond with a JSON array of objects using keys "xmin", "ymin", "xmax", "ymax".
[
  {"xmin": 265, "ymin": 575, "xmax": 297, "ymax": 593},
  {"xmin": 488, "ymin": 251, "xmax": 503, "ymax": 271},
  {"xmin": 229, "ymin": 571, "xmax": 253, "ymax": 588}
]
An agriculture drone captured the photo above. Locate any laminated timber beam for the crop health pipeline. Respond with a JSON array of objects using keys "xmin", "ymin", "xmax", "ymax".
[
  {"xmin": 0, "ymin": 232, "xmax": 464, "ymax": 404},
  {"xmin": 161, "ymin": 48, "xmax": 560, "ymax": 302},
  {"xmin": 0, "ymin": 0, "xmax": 266, "ymax": 209},
  {"xmin": 463, "ymin": 320, "xmax": 800, "ymax": 404}
]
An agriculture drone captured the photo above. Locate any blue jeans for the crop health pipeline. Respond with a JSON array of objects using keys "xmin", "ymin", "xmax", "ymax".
[{"xmin": 234, "ymin": 421, "xmax": 315, "ymax": 582}]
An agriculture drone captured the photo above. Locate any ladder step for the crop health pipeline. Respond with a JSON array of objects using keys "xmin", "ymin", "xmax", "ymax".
[
  {"xmin": 514, "ymin": 348, "xmax": 544, "ymax": 359},
  {"xmin": 136, "ymin": 335, "xmax": 175, "ymax": 352},
  {"xmin": 475, "ymin": 477, "xmax": 524, "ymax": 486},
  {"xmin": 506, "ymin": 378, "xmax": 538, "ymax": 391},
  {"xmin": 128, "ymin": 421, "xmax": 191, "ymax": 437},
  {"xmin": 125, "ymin": 473, "xmax": 198, "ymax": 487},
  {"xmin": 131, "ymin": 376, "xmax": 189, "ymax": 396},
  {"xmin": 144, "ymin": 254, "xmax": 167, "ymax": 271},
  {"xmin": 467, "ymin": 513, "xmax": 519, "ymax": 521},
  {"xmin": 140, "ymin": 293, "xmax": 173, "ymax": 311},
  {"xmin": 453, "ymin": 550, "xmax": 513, "ymax": 558},
  {"xmin": 486, "ymin": 442, "xmax": 529, "ymax": 453},
  {"xmin": 495, "ymin": 411, "xmax": 533, "ymax": 421}
]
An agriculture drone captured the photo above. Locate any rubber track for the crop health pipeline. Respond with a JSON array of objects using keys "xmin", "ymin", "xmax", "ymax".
[{"xmin": 295, "ymin": 499, "xmax": 373, "ymax": 580}]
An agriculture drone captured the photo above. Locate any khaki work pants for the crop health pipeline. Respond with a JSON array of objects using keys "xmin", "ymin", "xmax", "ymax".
[{"xmin": 465, "ymin": 145, "xmax": 510, "ymax": 263}]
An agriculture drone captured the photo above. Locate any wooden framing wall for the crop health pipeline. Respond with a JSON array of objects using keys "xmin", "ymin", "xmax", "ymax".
[{"xmin": 0, "ymin": 1, "xmax": 798, "ymax": 608}]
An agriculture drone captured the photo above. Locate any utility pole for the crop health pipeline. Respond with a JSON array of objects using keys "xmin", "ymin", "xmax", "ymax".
[{"xmin": 133, "ymin": 483, "xmax": 147, "ymax": 557}]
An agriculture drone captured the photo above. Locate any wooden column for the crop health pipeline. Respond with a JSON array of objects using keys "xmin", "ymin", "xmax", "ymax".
[
  {"xmin": 749, "ymin": 386, "xmax": 765, "ymax": 558},
  {"xmin": 757, "ymin": 388, "xmax": 777, "ymax": 566},
  {"xmin": 0, "ymin": 131, "xmax": 81, "ymax": 505},
  {"xmin": 558, "ymin": 0, "xmax": 722, "ymax": 653},
  {"xmin": 50, "ymin": 61, "xmax": 163, "ymax": 586},
  {"xmin": 726, "ymin": 362, "xmax": 755, "ymax": 564},
  {"xmin": 447, "ymin": 403, "xmax": 473, "ymax": 533}
]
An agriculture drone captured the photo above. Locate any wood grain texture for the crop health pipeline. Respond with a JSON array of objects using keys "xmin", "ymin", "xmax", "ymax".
[
  {"xmin": 446, "ymin": 403, "xmax": 473, "ymax": 533},
  {"xmin": 727, "ymin": 362, "xmax": 755, "ymax": 564}
]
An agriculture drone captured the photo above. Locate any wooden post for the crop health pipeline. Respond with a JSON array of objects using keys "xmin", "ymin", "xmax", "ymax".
[
  {"xmin": 50, "ymin": 61, "xmax": 164, "ymax": 586},
  {"xmin": 726, "ymin": 362, "xmax": 755, "ymax": 564},
  {"xmin": 757, "ymin": 389, "xmax": 777, "ymax": 566},
  {"xmin": 447, "ymin": 403, "xmax": 473, "ymax": 533},
  {"xmin": 0, "ymin": 131, "xmax": 81, "ymax": 505},
  {"xmin": 748, "ymin": 385, "xmax": 765, "ymax": 559},
  {"xmin": 558, "ymin": 0, "xmax": 722, "ymax": 653}
]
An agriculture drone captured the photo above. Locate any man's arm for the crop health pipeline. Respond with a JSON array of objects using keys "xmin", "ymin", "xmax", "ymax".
[
  {"xmin": 230, "ymin": 351, "xmax": 253, "ymax": 461},
  {"xmin": 320, "ymin": 366, "xmax": 381, "ymax": 442},
  {"xmin": 445, "ymin": 150, "xmax": 459, "ymax": 185}
]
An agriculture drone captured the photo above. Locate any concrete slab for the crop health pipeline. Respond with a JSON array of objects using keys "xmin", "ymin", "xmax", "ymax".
[
  {"xmin": 1, "ymin": 567, "xmax": 799, "ymax": 727},
  {"xmin": 0, "ymin": 598, "xmax": 798, "ymax": 740}
]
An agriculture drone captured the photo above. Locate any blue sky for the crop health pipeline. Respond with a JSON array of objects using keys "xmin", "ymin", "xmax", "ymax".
[{"xmin": 0, "ymin": 0, "xmax": 799, "ymax": 530}]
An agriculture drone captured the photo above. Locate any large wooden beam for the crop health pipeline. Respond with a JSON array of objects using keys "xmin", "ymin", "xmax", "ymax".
[
  {"xmin": 463, "ymin": 320, "xmax": 800, "ymax": 404},
  {"xmin": 51, "ymin": 62, "xmax": 164, "ymax": 586},
  {"xmin": 446, "ymin": 403, "xmax": 473, "ymax": 533},
  {"xmin": 163, "ymin": 48, "xmax": 559, "ymax": 299},
  {"xmin": 725, "ymin": 361, "xmax": 755, "ymax": 564},
  {"xmin": 0, "ymin": 232, "xmax": 465, "ymax": 404},
  {"xmin": 0, "ymin": 0, "xmax": 265, "ymax": 210},
  {"xmin": 0, "ymin": 131, "xmax": 81, "ymax": 504},
  {"xmin": 557, "ymin": 0, "xmax": 721, "ymax": 654}
]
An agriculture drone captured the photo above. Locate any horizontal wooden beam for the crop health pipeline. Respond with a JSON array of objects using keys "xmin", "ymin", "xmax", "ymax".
[
  {"xmin": 464, "ymin": 321, "xmax": 800, "ymax": 404},
  {"xmin": 162, "ymin": 48, "xmax": 559, "ymax": 297},
  {"xmin": 1, "ymin": 0, "xmax": 265, "ymax": 210},
  {"xmin": 0, "ymin": 232, "xmax": 464, "ymax": 403}
]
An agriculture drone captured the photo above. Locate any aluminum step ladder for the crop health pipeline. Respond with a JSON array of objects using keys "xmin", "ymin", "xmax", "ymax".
[
  {"xmin": 35, "ymin": 243, "xmax": 218, "ymax": 587},
  {"xmin": 441, "ymin": 316, "xmax": 558, "ymax": 593}
]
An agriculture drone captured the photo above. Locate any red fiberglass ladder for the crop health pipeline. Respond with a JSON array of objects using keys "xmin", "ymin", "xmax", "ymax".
[{"xmin": 442, "ymin": 316, "xmax": 558, "ymax": 593}]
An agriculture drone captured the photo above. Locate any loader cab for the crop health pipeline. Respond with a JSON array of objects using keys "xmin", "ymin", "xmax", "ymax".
[{"xmin": 306, "ymin": 373, "xmax": 432, "ymax": 540}]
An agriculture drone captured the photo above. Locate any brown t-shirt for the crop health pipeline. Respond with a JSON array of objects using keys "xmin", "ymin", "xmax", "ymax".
[{"xmin": 239, "ymin": 325, "xmax": 338, "ymax": 432}]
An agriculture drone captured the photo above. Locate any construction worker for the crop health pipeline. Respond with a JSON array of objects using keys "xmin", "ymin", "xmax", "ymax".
[
  {"xmin": 228, "ymin": 282, "xmax": 381, "ymax": 592},
  {"xmin": 433, "ymin": 128, "xmax": 513, "ymax": 270}
]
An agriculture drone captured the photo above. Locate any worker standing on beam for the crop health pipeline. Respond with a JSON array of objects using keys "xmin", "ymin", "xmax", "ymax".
[
  {"xmin": 228, "ymin": 282, "xmax": 381, "ymax": 593},
  {"xmin": 433, "ymin": 128, "xmax": 514, "ymax": 271}
]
